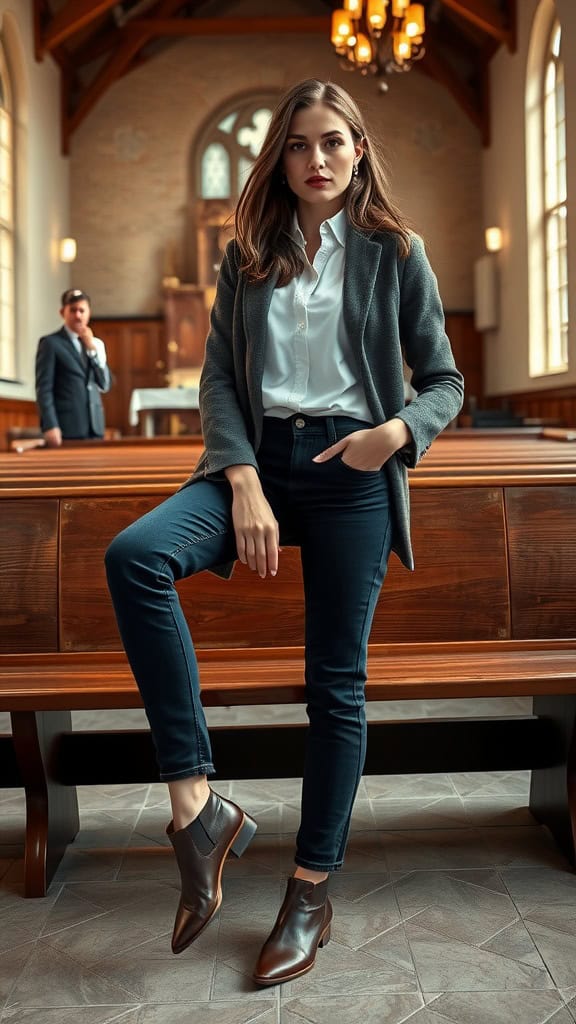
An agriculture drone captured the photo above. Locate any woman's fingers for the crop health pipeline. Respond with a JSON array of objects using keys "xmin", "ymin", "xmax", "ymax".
[
  {"xmin": 235, "ymin": 523, "xmax": 279, "ymax": 577},
  {"xmin": 312, "ymin": 438, "xmax": 347, "ymax": 463},
  {"xmin": 230, "ymin": 484, "xmax": 279, "ymax": 577}
]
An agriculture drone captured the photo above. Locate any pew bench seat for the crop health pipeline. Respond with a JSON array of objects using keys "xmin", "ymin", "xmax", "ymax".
[{"xmin": 1, "ymin": 638, "xmax": 575, "ymax": 896}]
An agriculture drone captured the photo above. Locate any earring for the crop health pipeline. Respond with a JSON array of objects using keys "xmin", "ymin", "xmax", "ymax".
[
  {"xmin": 352, "ymin": 163, "xmax": 359, "ymax": 177},
  {"xmin": 281, "ymin": 173, "xmax": 287, "ymax": 185}
]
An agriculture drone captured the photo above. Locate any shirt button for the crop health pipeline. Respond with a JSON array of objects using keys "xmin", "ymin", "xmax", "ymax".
[{"xmin": 295, "ymin": 417, "xmax": 306, "ymax": 428}]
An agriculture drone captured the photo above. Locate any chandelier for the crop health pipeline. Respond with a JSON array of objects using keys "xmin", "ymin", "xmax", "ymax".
[{"xmin": 330, "ymin": 0, "xmax": 426, "ymax": 78}]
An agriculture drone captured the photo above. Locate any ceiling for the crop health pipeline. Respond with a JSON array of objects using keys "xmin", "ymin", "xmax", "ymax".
[{"xmin": 33, "ymin": 0, "xmax": 517, "ymax": 152}]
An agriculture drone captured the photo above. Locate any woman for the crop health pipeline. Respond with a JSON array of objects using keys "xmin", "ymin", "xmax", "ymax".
[{"xmin": 105, "ymin": 78, "xmax": 464, "ymax": 986}]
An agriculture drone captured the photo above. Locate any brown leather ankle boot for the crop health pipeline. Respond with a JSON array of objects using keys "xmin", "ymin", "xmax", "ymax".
[
  {"xmin": 252, "ymin": 876, "xmax": 332, "ymax": 985},
  {"xmin": 167, "ymin": 789, "xmax": 257, "ymax": 954}
]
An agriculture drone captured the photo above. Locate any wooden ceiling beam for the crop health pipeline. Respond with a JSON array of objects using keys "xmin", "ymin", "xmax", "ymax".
[
  {"xmin": 440, "ymin": 0, "xmax": 515, "ymax": 51},
  {"xmin": 65, "ymin": 24, "xmax": 149, "ymax": 145},
  {"xmin": 69, "ymin": 0, "xmax": 190, "ymax": 66},
  {"xmin": 129, "ymin": 16, "xmax": 329, "ymax": 37},
  {"xmin": 39, "ymin": 0, "xmax": 120, "ymax": 57},
  {"xmin": 62, "ymin": 0, "xmax": 188, "ymax": 149}
]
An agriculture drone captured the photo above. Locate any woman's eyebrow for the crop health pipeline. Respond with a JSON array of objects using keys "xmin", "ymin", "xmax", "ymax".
[{"xmin": 286, "ymin": 130, "xmax": 346, "ymax": 140}]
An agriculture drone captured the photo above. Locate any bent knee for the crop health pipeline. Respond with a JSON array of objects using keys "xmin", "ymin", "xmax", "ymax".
[{"xmin": 104, "ymin": 522, "xmax": 150, "ymax": 580}]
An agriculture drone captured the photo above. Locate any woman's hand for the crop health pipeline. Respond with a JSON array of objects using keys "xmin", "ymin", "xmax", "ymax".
[
  {"xmin": 312, "ymin": 419, "xmax": 412, "ymax": 471},
  {"xmin": 224, "ymin": 465, "xmax": 280, "ymax": 578}
]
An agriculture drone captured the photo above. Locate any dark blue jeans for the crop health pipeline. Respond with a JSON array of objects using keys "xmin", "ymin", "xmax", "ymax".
[{"xmin": 105, "ymin": 415, "xmax": 392, "ymax": 871}]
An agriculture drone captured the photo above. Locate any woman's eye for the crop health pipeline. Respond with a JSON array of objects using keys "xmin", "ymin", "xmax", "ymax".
[
  {"xmin": 325, "ymin": 138, "xmax": 343, "ymax": 148},
  {"xmin": 289, "ymin": 142, "xmax": 306, "ymax": 151}
]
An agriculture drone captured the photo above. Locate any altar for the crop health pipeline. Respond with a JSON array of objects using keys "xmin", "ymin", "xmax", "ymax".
[{"xmin": 129, "ymin": 386, "xmax": 201, "ymax": 437}]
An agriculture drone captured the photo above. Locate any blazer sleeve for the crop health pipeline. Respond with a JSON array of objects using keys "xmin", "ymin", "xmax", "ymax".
[
  {"xmin": 394, "ymin": 235, "xmax": 464, "ymax": 467},
  {"xmin": 199, "ymin": 242, "xmax": 259, "ymax": 476},
  {"xmin": 35, "ymin": 336, "xmax": 59, "ymax": 431}
]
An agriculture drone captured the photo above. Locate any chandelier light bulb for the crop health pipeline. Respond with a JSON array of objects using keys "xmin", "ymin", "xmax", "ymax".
[
  {"xmin": 393, "ymin": 30, "xmax": 411, "ymax": 60},
  {"xmin": 367, "ymin": 0, "xmax": 387, "ymax": 31},
  {"xmin": 355, "ymin": 32, "xmax": 374, "ymax": 63},
  {"xmin": 392, "ymin": 0, "xmax": 408, "ymax": 17},
  {"xmin": 331, "ymin": 9, "xmax": 353, "ymax": 43},
  {"xmin": 330, "ymin": 0, "xmax": 424, "ymax": 78},
  {"xmin": 405, "ymin": 3, "xmax": 425, "ymax": 38}
]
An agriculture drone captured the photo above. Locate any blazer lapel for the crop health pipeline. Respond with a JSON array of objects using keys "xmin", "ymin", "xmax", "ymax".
[
  {"xmin": 58, "ymin": 327, "xmax": 87, "ymax": 373},
  {"xmin": 243, "ymin": 272, "xmax": 277, "ymax": 433},
  {"xmin": 343, "ymin": 227, "xmax": 382, "ymax": 366}
]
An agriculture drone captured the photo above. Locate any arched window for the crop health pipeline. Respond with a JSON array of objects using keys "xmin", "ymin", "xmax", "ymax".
[
  {"xmin": 526, "ymin": 4, "xmax": 569, "ymax": 376},
  {"xmin": 190, "ymin": 95, "xmax": 278, "ymax": 286},
  {"xmin": 0, "ymin": 43, "xmax": 15, "ymax": 380}
]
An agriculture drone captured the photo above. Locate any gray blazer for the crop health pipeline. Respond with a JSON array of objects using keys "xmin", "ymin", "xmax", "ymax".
[{"xmin": 185, "ymin": 225, "xmax": 464, "ymax": 573}]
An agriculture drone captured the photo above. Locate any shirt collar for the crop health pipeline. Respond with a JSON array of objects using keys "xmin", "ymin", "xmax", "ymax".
[
  {"xmin": 291, "ymin": 207, "xmax": 347, "ymax": 249},
  {"xmin": 63, "ymin": 325, "xmax": 78, "ymax": 343}
]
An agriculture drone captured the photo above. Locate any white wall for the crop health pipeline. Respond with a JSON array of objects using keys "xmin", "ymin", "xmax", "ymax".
[
  {"xmin": 483, "ymin": 0, "xmax": 576, "ymax": 395},
  {"xmin": 0, "ymin": 2, "xmax": 70, "ymax": 400}
]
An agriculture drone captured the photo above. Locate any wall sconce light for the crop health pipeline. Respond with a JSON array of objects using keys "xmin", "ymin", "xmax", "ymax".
[
  {"xmin": 474, "ymin": 226, "xmax": 502, "ymax": 331},
  {"xmin": 484, "ymin": 226, "xmax": 503, "ymax": 253},
  {"xmin": 59, "ymin": 237, "xmax": 77, "ymax": 263}
]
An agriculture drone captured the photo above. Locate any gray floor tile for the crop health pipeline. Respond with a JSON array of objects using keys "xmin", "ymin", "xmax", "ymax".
[
  {"xmin": 480, "ymin": 826, "xmax": 571, "ymax": 869},
  {"xmin": 94, "ymin": 936, "xmax": 215, "ymax": 1003},
  {"xmin": 328, "ymin": 870, "xmax": 391, "ymax": 901},
  {"xmin": 500, "ymin": 867, "xmax": 576, "ymax": 913},
  {"xmin": 462, "ymin": 797, "xmax": 537, "ymax": 827},
  {"xmin": 420, "ymin": 991, "xmax": 569, "ymax": 1023},
  {"xmin": 382, "ymin": 829, "xmax": 494, "ymax": 871},
  {"xmin": 449, "ymin": 772, "xmax": 531, "ymax": 798},
  {"xmin": 0, "ymin": 889, "xmax": 59, "ymax": 951},
  {"xmin": 371, "ymin": 797, "xmax": 469, "ymax": 831},
  {"xmin": 281, "ymin": 940, "xmax": 418, "ymax": 997},
  {"xmin": 125, "ymin": 1005, "xmax": 277, "ymax": 1024},
  {"xmin": 480, "ymin": 918, "xmax": 547, "ymax": 969},
  {"xmin": 7, "ymin": 942, "xmax": 138, "ymax": 1008},
  {"xmin": 406, "ymin": 920, "xmax": 554, "ymax": 991},
  {"xmin": 1, "ymin": 767, "xmax": 574, "ymax": 1020},
  {"xmin": 211, "ymin": 961, "xmax": 278, "ymax": 1001},
  {"xmin": 280, "ymin": 993, "xmax": 424, "ymax": 1023},
  {"xmin": 523, "ymin": 906, "xmax": 576, "ymax": 987},
  {"xmin": 393, "ymin": 869, "xmax": 516, "ymax": 923},
  {"xmin": 1, "ymin": 1008, "xmax": 138, "ymax": 1023},
  {"xmin": 358, "ymin": 921, "xmax": 416, "ymax": 973},
  {"xmin": 330, "ymin": 886, "xmax": 402, "ymax": 949},
  {"xmin": 363, "ymin": 774, "xmax": 456, "ymax": 800}
]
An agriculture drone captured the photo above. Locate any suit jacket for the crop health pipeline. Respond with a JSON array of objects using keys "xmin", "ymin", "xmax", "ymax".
[
  {"xmin": 35, "ymin": 327, "xmax": 111, "ymax": 439},
  {"xmin": 186, "ymin": 226, "xmax": 465, "ymax": 573}
]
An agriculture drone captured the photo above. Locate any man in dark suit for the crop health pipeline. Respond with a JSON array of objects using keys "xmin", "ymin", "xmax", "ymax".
[{"xmin": 35, "ymin": 288, "xmax": 111, "ymax": 447}]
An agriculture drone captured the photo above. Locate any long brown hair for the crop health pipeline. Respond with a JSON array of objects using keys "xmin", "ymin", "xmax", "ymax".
[{"xmin": 235, "ymin": 79, "xmax": 411, "ymax": 284}]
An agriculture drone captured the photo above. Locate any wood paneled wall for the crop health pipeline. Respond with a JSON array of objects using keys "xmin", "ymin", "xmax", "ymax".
[
  {"xmin": 444, "ymin": 312, "xmax": 483, "ymax": 411},
  {"xmin": 487, "ymin": 386, "xmax": 576, "ymax": 427},
  {"xmin": 0, "ymin": 398, "xmax": 39, "ymax": 451},
  {"xmin": 91, "ymin": 317, "xmax": 165, "ymax": 437}
]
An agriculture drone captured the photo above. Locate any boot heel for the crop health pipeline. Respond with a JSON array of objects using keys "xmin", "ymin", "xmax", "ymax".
[
  {"xmin": 230, "ymin": 814, "xmax": 258, "ymax": 858},
  {"xmin": 319, "ymin": 924, "xmax": 331, "ymax": 948}
]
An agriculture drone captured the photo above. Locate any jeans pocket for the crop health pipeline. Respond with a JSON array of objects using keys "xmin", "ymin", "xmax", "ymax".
[{"xmin": 336, "ymin": 454, "xmax": 382, "ymax": 477}]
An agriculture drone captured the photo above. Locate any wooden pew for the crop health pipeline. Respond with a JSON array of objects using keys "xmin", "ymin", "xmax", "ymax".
[{"xmin": 1, "ymin": 436, "xmax": 576, "ymax": 895}]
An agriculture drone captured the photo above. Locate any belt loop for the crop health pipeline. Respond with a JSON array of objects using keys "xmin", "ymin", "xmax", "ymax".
[{"xmin": 326, "ymin": 417, "xmax": 337, "ymax": 444}]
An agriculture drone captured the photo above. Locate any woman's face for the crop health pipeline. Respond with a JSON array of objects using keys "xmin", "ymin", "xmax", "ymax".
[{"xmin": 282, "ymin": 102, "xmax": 363, "ymax": 214}]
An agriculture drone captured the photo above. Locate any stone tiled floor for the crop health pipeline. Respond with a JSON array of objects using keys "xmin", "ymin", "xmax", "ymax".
[{"xmin": 1, "ymin": 700, "xmax": 576, "ymax": 1023}]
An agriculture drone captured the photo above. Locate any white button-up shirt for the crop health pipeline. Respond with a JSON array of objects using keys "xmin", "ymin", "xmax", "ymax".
[{"xmin": 262, "ymin": 209, "xmax": 373, "ymax": 423}]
